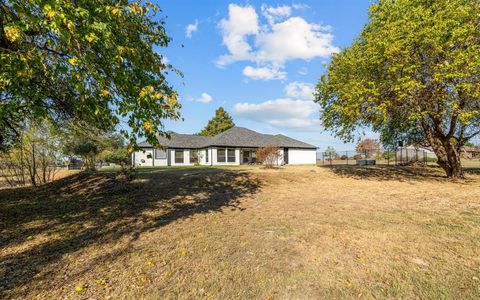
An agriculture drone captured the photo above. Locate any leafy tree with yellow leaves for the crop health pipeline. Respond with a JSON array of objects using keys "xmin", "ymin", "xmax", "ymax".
[
  {"xmin": 0, "ymin": 0, "xmax": 181, "ymax": 151},
  {"xmin": 316, "ymin": 0, "xmax": 480, "ymax": 178}
]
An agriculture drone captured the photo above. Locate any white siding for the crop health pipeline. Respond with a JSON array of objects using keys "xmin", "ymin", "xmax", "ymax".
[
  {"xmin": 287, "ymin": 148, "xmax": 317, "ymax": 165},
  {"xmin": 132, "ymin": 147, "xmax": 316, "ymax": 166},
  {"xmin": 278, "ymin": 148, "xmax": 285, "ymax": 165},
  {"xmin": 198, "ymin": 148, "xmax": 211, "ymax": 165},
  {"xmin": 133, "ymin": 149, "xmax": 153, "ymax": 166},
  {"xmin": 132, "ymin": 148, "xmax": 168, "ymax": 166}
]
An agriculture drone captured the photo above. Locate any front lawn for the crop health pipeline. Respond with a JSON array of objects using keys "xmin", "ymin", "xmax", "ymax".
[{"xmin": 1, "ymin": 166, "xmax": 479, "ymax": 299}]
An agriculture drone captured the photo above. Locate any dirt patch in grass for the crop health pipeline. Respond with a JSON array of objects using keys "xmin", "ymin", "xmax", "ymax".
[{"xmin": 1, "ymin": 166, "xmax": 479, "ymax": 299}]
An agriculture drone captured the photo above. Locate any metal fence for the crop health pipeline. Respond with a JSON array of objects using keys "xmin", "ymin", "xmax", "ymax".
[{"xmin": 317, "ymin": 148, "xmax": 480, "ymax": 169}]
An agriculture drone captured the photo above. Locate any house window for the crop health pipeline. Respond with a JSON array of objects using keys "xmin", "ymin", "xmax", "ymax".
[
  {"xmin": 217, "ymin": 148, "xmax": 226, "ymax": 162},
  {"xmin": 190, "ymin": 150, "xmax": 198, "ymax": 164},
  {"xmin": 175, "ymin": 150, "xmax": 184, "ymax": 164},
  {"xmin": 155, "ymin": 149, "xmax": 167, "ymax": 159},
  {"xmin": 227, "ymin": 149, "xmax": 236, "ymax": 162}
]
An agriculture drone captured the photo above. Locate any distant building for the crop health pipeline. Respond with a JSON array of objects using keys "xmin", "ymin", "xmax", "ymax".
[
  {"xmin": 460, "ymin": 146, "xmax": 480, "ymax": 159},
  {"xmin": 396, "ymin": 145, "xmax": 436, "ymax": 163}
]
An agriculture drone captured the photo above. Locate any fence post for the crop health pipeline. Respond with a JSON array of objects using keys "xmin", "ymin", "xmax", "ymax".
[
  {"xmin": 387, "ymin": 150, "xmax": 390, "ymax": 166},
  {"xmin": 322, "ymin": 152, "xmax": 325, "ymax": 165},
  {"xmin": 395, "ymin": 148, "xmax": 398, "ymax": 166},
  {"xmin": 329, "ymin": 152, "xmax": 332, "ymax": 165},
  {"xmin": 346, "ymin": 151, "xmax": 349, "ymax": 165}
]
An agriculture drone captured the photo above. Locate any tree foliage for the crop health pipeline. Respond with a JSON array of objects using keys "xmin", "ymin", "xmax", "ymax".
[
  {"xmin": 324, "ymin": 146, "xmax": 338, "ymax": 159},
  {"xmin": 256, "ymin": 145, "xmax": 281, "ymax": 168},
  {"xmin": 0, "ymin": 0, "xmax": 181, "ymax": 150},
  {"xmin": 61, "ymin": 124, "xmax": 126, "ymax": 170},
  {"xmin": 198, "ymin": 107, "xmax": 235, "ymax": 136},
  {"xmin": 356, "ymin": 139, "xmax": 381, "ymax": 159},
  {"xmin": 0, "ymin": 121, "xmax": 62, "ymax": 186},
  {"xmin": 315, "ymin": 0, "xmax": 480, "ymax": 178}
]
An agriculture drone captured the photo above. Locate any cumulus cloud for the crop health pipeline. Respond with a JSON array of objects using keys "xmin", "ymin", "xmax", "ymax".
[
  {"xmin": 285, "ymin": 81, "xmax": 314, "ymax": 100},
  {"xmin": 234, "ymin": 98, "xmax": 320, "ymax": 130},
  {"xmin": 195, "ymin": 93, "xmax": 213, "ymax": 103},
  {"xmin": 185, "ymin": 20, "xmax": 199, "ymax": 38},
  {"xmin": 261, "ymin": 4, "xmax": 292, "ymax": 24},
  {"xmin": 243, "ymin": 65, "xmax": 286, "ymax": 80},
  {"xmin": 255, "ymin": 17, "xmax": 337, "ymax": 62},
  {"xmin": 216, "ymin": 3, "xmax": 339, "ymax": 79},
  {"xmin": 217, "ymin": 4, "xmax": 259, "ymax": 66}
]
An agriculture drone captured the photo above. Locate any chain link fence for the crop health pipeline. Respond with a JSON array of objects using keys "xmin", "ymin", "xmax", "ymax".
[{"xmin": 317, "ymin": 147, "xmax": 480, "ymax": 169}]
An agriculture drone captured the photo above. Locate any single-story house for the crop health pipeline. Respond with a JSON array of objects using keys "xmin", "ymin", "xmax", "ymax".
[{"xmin": 132, "ymin": 126, "xmax": 317, "ymax": 166}]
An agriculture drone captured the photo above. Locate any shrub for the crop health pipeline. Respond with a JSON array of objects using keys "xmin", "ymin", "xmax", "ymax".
[{"xmin": 256, "ymin": 145, "xmax": 281, "ymax": 168}]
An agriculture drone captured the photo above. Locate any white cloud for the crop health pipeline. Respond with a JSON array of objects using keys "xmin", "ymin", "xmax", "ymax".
[
  {"xmin": 216, "ymin": 4, "xmax": 339, "ymax": 79},
  {"xmin": 195, "ymin": 93, "xmax": 213, "ymax": 103},
  {"xmin": 234, "ymin": 98, "xmax": 320, "ymax": 130},
  {"xmin": 217, "ymin": 4, "xmax": 259, "ymax": 66},
  {"xmin": 261, "ymin": 4, "xmax": 292, "ymax": 24},
  {"xmin": 243, "ymin": 65, "xmax": 286, "ymax": 80},
  {"xmin": 255, "ymin": 17, "xmax": 337, "ymax": 62},
  {"xmin": 285, "ymin": 81, "xmax": 314, "ymax": 100},
  {"xmin": 185, "ymin": 20, "xmax": 199, "ymax": 38},
  {"xmin": 298, "ymin": 67, "xmax": 308, "ymax": 75},
  {"xmin": 292, "ymin": 3, "xmax": 309, "ymax": 10}
]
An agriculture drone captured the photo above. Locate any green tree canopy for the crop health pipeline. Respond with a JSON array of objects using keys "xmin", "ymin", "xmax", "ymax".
[
  {"xmin": 1, "ymin": 0, "xmax": 181, "ymax": 151},
  {"xmin": 61, "ymin": 123, "xmax": 126, "ymax": 170},
  {"xmin": 198, "ymin": 107, "xmax": 235, "ymax": 136},
  {"xmin": 315, "ymin": 0, "xmax": 480, "ymax": 178}
]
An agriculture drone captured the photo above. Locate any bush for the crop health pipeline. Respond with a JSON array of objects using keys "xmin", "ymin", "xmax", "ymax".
[
  {"xmin": 104, "ymin": 148, "xmax": 135, "ymax": 181},
  {"xmin": 256, "ymin": 145, "xmax": 281, "ymax": 168}
]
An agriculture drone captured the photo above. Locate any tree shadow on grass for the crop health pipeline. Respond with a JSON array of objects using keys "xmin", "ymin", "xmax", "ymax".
[
  {"xmin": 323, "ymin": 165, "xmax": 472, "ymax": 182},
  {"xmin": 464, "ymin": 167, "xmax": 480, "ymax": 175},
  {"xmin": 0, "ymin": 168, "xmax": 261, "ymax": 298}
]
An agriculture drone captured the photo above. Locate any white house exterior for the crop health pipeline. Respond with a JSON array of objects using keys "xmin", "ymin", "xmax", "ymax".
[{"xmin": 132, "ymin": 127, "xmax": 317, "ymax": 167}]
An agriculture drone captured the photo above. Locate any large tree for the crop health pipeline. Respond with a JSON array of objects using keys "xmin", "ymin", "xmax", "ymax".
[
  {"xmin": 315, "ymin": 0, "xmax": 480, "ymax": 178},
  {"xmin": 0, "ymin": 0, "xmax": 181, "ymax": 151},
  {"xmin": 198, "ymin": 107, "xmax": 235, "ymax": 136}
]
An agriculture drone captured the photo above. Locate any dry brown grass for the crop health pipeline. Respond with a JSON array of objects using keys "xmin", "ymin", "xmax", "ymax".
[{"xmin": 1, "ymin": 165, "xmax": 479, "ymax": 299}]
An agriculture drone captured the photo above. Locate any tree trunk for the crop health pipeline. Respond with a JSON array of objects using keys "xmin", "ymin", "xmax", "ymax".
[
  {"xmin": 30, "ymin": 141, "xmax": 37, "ymax": 186},
  {"xmin": 427, "ymin": 136, "xmax": 463, "ymax": 178}
]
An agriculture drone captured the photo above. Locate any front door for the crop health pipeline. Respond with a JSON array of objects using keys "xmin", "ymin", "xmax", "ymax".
[
  {"xmin": 242, "ymin": 150, "xmax": 251, "ymax": 164},
  {"xmin": 284, "ymin": 148, "xmax": 289, "ymax": 164}
]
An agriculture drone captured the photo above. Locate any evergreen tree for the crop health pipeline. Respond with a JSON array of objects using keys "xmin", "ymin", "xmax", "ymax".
[{"xmin": 198, "ymin": 107, "xmax": 235, "ymax": 136}]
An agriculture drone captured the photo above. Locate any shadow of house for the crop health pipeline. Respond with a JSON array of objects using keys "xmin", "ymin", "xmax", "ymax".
[{"xmin": 0, "ymin": 168, "xmax": 261, "ymax": 298}]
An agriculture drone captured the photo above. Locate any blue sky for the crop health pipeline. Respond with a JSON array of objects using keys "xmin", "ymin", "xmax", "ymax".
[{"xmin": 154, "ymin": 0, "xmax": 373, "ymax": 151}]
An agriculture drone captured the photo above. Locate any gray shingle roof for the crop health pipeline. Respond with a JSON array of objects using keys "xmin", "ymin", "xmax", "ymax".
[
  {"xmin": 138, "ymin": 126, "xmax": 317, "ymax": 149},
  {"xmin": 138, "ymin": 132, "xmax": 210, "ymax": 149}
]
